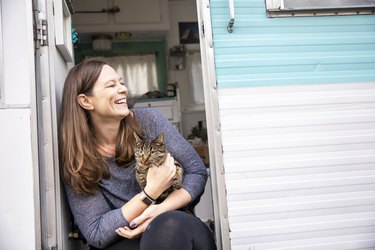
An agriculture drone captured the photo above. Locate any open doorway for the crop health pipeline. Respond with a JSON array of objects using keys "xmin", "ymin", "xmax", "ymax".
[{"xmin": 68, "ymin": 0, "xmax": 215, "ymax": 247}]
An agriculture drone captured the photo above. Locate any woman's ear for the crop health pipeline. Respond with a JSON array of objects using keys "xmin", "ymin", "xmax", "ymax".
[{"xmin": 77, "ymin": 94, "xmax": 94, "ymax": 110}]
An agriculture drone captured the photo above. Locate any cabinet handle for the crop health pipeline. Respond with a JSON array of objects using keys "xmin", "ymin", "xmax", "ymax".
[
  {"xmin": 75, "ymin": 6, "xmax": 120, "ymax": 14},
  {"xmin": 227, "ymin": 0, "xmax": 235, "ymax": 33}
]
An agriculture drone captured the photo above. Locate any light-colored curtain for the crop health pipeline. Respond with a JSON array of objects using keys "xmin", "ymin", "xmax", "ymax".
[
  {"xmin": 186, "ymin": 52, "xmax": 204, "ymax": 104},
  {"xmin": 96, "ymin": 54, "xmax": 158, "ymax": 98}
]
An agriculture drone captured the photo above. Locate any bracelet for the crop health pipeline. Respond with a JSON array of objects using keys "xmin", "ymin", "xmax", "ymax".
[{"xmin": 142, "ymin": 188, "xmax": 156, "ymax": 203}]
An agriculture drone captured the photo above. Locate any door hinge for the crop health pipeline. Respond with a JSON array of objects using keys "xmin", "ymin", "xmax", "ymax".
[
  {"xmin": 201, "ymin": 21, "xmax": 205, "ymax": 37},
  {"xmin": 34, "ymin": 12, "xmax": 49, "ymax": 48}
]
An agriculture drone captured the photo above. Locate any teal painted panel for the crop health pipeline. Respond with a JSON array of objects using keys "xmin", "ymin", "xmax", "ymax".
[{"xmin": 210, "ymin": 0, "xmax": 375, "ymax": 88}]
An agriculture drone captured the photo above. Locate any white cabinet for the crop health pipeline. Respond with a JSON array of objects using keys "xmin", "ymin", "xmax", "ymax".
[
  {"xmin": 73, "ymin": 0, "xmax": 170, "ymax": 32},
  {"xmin": 133, "ymin": 98, "xmax": 182, "ymax": 132}
]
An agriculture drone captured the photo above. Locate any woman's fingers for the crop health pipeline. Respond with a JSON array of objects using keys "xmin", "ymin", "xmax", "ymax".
[
  {"xmin": 116, "ymin": 217, "xmax": 153, "ymax": 239},
  {"xmin": 116, "ymin": 226, "xmax": 142, "ymax": 239},
  {"xmin": 144, "ymin": 153, "xmax": 178, "ymax": 198},
  {"xmin": 164, "ymin": 153, "xmax": 177, "ymax": 176}
]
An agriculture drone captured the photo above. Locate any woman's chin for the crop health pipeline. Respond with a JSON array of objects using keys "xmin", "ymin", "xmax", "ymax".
[{"xmin": 119, "ymin": 109, "xmax": 130, "ymax": 117}]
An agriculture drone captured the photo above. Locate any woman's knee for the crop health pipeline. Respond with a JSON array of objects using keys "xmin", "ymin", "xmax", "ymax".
[
  {"xmin": 141, "ymin": 211, "xmax": 216, "ymax": 250},
  {"xmin": 147, "ymin": 210, "xmax": 189, "ymax": 232}
]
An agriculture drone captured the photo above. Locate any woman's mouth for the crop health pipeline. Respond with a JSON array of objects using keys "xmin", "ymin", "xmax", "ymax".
[{"xmin": 115, "ymin": 97, "xmax": 127, "ymax": 104}]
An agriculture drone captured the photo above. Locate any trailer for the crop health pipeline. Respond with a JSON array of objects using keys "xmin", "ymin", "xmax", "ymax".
[
  {"xmin": 199, "ymin": 0, "xmax": 375, "ymax": 249},
  {"xmin": 2, "ymin": 0, "xmax": 375, "ymax": 249}
]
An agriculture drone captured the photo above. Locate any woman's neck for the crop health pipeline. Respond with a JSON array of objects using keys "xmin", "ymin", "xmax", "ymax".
[{"xmin": 92, "ymin": 120, "xmax": 120, "ymax": 157}]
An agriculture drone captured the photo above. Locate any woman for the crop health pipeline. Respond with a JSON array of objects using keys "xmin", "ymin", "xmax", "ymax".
[{"xmin": 58, "ymin": 59, "xmax": 216, "ymax": 250}]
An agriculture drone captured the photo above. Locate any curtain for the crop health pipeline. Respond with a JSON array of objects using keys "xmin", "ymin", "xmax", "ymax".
[
  {"xmin": 96, "ymin": 54, "xmax": 158, "ymax": 98},
  {"xmin": 186, "ymin": 52, "xmax": 204, "ymax": 105}
]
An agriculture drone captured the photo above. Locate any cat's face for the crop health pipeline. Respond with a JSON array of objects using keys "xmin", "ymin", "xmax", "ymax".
[{"xmin": 134, "ymin": 133, "xmax": 166, "ymax": 166}]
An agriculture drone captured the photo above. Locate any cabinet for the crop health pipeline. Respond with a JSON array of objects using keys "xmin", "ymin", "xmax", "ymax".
[
  {"xmin": 73, "ymin": 0, "xmax": 170, "ymax": 32},
  {"xmin": 133, "ymin": 98, "xmax": 182, "ymax": 132}
]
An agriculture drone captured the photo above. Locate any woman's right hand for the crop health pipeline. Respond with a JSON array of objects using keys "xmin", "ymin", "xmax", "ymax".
[{"xmin": 144, "ymin": 153, "xmax": 176, "ymax": 199}]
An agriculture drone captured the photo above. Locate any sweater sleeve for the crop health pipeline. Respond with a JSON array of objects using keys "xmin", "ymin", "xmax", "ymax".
[
  {"xmin": 64, "ymin": 184, "xmax": 128, "ymax": 248},
  {"xmin": 135, "ymin": 108, "xmax": 208, "ymax": 201}
]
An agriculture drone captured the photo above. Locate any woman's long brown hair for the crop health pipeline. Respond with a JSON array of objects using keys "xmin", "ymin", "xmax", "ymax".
[{"xmin": 58, "ymin": 59, "xmax": 142, "ymax": 195}]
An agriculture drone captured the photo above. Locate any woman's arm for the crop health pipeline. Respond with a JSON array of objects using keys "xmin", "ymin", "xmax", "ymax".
[
  {"xmin": 65, "ymin": 153, "xmax": 177, "ymax": 248},
  {"xmin": 135, "ymin": 108, "xmax": 208, "ymax": 202},
  {"xmin": 116, "ymin": 109, "xmax": 208, "ymax": 239},
  {"xmin": 64, "ymin": 185, "xmax": 128, "ymax": 248},
  {"xmin": 115, "ymin": 188, "xmax": 191, "ymax": 239},
  {"xmin": 120, "ymin": 153, "xmax": 177, "ymax": 222}
]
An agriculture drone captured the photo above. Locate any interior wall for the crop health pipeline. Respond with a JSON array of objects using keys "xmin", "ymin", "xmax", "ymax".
[{"xmin": 167, "ymin": 0, "xmax": 206, "ymax": 138}]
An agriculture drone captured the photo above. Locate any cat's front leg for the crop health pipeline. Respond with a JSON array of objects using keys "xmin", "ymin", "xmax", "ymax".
[{"xmin": 136, "ymin": 165, "xmax": 149, "ymax": 189}]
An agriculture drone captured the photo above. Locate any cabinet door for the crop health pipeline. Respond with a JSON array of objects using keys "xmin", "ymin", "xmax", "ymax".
[
  {"xmin": 73, "ymin": 0, "xmax": 169, "ymax": 32},
  {"xmin": 114, "ymin": 0, "xmax": 162, "ymax": 24},
  {"xmin": 73, "ymin": 0, "xmax": 109, "ymax": 25}
]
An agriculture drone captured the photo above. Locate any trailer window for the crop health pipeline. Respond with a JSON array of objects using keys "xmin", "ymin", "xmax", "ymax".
[{"xmin": 266, "ymin": 0, "xmax": 375, "ymax": 17}]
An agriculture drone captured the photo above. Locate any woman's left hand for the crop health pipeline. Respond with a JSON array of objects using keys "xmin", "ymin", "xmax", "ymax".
[{"xmin": 115, "ymin": 204, "xmax": 166, "ymax": 239}]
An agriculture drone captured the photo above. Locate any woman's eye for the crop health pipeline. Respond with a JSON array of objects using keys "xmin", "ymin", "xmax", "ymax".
[{"xmin": 120, "ymin": 82, "xmax": 127, "ymax": 87}]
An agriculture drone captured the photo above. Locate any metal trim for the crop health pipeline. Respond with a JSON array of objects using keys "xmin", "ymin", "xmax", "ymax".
[
  {"xmin": 197, "ymin": 0, "xmax": 231, "ymax": 249},
  {"xmin": 34, "ymin": 0, "xmax": 59, "ymax": 248},
  {"xmin": 227, "ymin": 0, "xmax": 235, "ymax": 33}
]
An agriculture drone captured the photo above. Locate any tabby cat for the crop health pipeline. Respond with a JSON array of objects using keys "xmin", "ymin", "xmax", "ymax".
[{"xmin": 134, "ymin": 132, "xmax": 184, "ymax": 201}]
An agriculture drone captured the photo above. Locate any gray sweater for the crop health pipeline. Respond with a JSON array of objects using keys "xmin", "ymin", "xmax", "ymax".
[{"xmin": 64, "ymin": 108, "xmax": 208, "ymax": 248}]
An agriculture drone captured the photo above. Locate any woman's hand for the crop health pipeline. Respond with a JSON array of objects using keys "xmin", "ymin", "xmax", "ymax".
[
  {"xmin": 144, "ymin": 153, "xmax": 176, "ymax": 199},
  {"xmin": 116, "ymin": 189, "xmax": 192, "ymax": 239},
  {"xmin": 115, "ymin": 204, "xmax": 166, "ymax": 239}
]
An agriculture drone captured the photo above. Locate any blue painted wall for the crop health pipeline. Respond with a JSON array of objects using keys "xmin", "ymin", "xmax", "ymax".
[{"xmin": 210, "ymin": 0, "xmax": 375, "ymax": 88}]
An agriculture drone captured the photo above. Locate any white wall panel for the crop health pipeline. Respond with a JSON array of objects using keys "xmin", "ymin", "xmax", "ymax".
[
  {"xmin": 0, "ymin": 109, "xmax": 35, "ymax": 250},
  {"xmin": 2, "ymin": 0, "xmax": 34, "ymax": 106},
  {"xmin": 218, "ymin": 82, "xmax": 375, "ymax": 249}
]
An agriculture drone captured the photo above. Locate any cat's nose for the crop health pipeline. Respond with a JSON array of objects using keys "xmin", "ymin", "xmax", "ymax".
[{"xmin": 141, "ymin": 156, "xmax": 149, "ymax": 164}]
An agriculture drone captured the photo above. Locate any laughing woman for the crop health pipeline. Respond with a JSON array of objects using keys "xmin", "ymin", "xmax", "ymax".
[{"xmin": 58, "ymin": 59, "xmax": 216, "ymax": 250}]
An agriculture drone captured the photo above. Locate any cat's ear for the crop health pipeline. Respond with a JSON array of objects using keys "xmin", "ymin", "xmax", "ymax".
[
  {"xmin": 154, "ymin": 133, "xmax": 164, "ymax": 145},
  {"xmin": 133, "ymin": 132, "xmax": 141, "ymax": 144}
]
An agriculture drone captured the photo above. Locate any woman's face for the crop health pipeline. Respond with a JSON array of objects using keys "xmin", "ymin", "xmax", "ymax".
[{"xmin": 86, "ymin": 64, "xmax": 130, "ymax": 120}]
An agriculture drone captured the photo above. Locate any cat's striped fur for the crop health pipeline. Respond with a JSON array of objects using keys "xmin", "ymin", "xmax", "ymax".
[{"xmin": 134, "ymin": 132, "xmax": 183, "ymax": 201}]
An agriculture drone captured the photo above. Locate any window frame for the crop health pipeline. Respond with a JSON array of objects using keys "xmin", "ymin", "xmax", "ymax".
[
  {"xmin": 266, "ymin": 0, "xmax": 375, "ymax": 17},
  {"xmin": 0, "ymin": 0, "xmax": 4, "ymax": 105},
  {"xmin": 55, "ymin": 0, "xmax": 74, "ymax": 62}
]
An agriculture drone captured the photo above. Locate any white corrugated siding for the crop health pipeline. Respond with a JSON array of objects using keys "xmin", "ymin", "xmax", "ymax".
[
  {"xmin": 218, "ymin": 83, "xmax": 375, "ymax": 249},
  {"xmin": 208, "ymin": 0, "xmax": 375, "ymax": 248}
]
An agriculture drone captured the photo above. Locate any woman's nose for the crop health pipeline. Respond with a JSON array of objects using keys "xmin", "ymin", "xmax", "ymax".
[{"xmin": 118, "ymin": 83, "xmax": 128, "ymax": 94}]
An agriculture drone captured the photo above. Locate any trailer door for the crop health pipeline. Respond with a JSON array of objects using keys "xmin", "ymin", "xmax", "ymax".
[{"xmin": 0, "ymin": 0, "xmax": 40, "ymax": 249}]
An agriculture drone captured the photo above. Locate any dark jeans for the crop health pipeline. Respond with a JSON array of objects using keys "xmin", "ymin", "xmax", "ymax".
[{"xmin": 91, "ymin": 210, "xmax": 216, "ymax": 250}]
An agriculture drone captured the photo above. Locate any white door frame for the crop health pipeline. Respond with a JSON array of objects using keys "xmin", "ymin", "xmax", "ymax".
[
  {"xmin": 196, "ymin": 0, "xmax": 231, "ymax": 249},
  {"xmin": 34, "ymin": 0, "xmax": 62, "ymax": 248}
]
